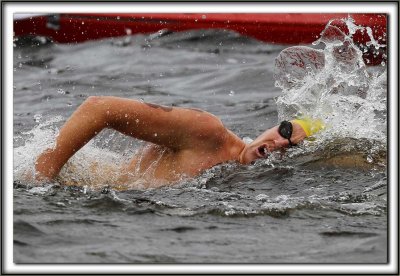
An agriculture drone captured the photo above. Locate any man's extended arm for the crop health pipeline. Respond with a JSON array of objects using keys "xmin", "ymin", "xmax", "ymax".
[{"xmin": 35, "ymin": 96, "xmax": 225, "ymax": 180}]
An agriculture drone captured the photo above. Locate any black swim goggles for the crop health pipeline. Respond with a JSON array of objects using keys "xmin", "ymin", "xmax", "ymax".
[{"xmin": 278, "ymin": 121, "xmax": 294, "ymax": 146}]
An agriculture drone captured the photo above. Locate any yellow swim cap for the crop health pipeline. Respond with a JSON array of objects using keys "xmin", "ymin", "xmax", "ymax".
[{"xmin": 291, "ymin": 117, "xmax": 325, "ymax": 137}]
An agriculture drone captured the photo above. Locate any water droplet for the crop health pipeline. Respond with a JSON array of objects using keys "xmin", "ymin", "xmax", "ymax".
[
  {"xmin": 125, "ymin": 114, "xmax": 128, "ymax": 117},
  {"xmin": 33, "ymin": 114, "xmax": 42, "ymax": 123},
  {"xmin": 57, "ymin": 88, "xmax": 65, "ymax": 94},
  {"xmin": 135, "ymin": 119, "xmax": 140, "ymax": 123},
  {"xmin": 229, "ymin": 90, "xmax": 235, "ymax": 96},
  {"xmin": 201, "ymin": 15, "xmax": 206, "ymax": 19},
  {"xmin": 117, "ymin": 16, "xmax": 120, "ymax": 20},
  {"xmin": 381, "ymin": 61, "xmax": 386, "ymax": 66},
  {"xmin": 366, "ymin": 155, "xmax": 373, "ymax": 163},
  {"xmin": 255, "ymin": 194, "xmax": 269, "ymax": 201},
  {"xmin": 154, "ymin": 133, "xmax": 158, "ymax": 137},
  {"xmin": 242, "ymin": 136, "xmax": 253, "ymax": 144},
  {"xmin": 82, "ymin": 21, "xmax": 84, "ymax": 25}
]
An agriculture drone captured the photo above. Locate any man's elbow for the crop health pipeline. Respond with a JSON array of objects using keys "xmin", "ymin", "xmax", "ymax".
[{"xmin": 79, "ymin": 96, "xmax": 111, "ymax": 126}]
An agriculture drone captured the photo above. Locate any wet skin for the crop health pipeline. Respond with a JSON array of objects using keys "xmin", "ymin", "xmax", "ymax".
[{"xmin": 35, "ymin": 96, "xmax": 307, "ymax": 184}]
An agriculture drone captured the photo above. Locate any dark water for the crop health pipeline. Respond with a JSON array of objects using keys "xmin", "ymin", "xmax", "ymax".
[{"xmin": 13, "ymin": 29, "xmax": 387, "ymax": 263}]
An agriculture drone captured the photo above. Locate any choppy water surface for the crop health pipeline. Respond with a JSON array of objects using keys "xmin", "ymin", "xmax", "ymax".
[{"xmin": 13, "ymin": 19, "xmax": 387, "ymax": 263}]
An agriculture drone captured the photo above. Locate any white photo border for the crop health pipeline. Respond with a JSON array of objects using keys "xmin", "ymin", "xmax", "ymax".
[{"xmin": 2, "ymin": 1, "xmax": 398, "ymax": 274}]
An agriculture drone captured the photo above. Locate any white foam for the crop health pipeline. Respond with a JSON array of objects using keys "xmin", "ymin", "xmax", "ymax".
[{"xmin": 274, "ymin": 18, "xmax": 387, "ymax": 145}]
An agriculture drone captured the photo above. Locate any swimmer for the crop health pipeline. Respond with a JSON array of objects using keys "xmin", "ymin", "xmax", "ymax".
[{"xmin": 35, "ymin": 96, "xmax": 323, "ymax": 184}]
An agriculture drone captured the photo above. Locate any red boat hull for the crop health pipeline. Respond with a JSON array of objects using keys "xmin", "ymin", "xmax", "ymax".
[{"xmin": 14, "ymin": 13, "xmax": 387, "ymax": 65}]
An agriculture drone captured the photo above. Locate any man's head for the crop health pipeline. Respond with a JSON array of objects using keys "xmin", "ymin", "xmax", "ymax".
[{"xmin": 238, "ymin": 121, "xmax": 308, "ymax": 164}]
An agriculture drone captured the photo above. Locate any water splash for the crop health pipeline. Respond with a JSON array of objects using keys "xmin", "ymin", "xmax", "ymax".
[
  {"xmin": 13, "ymin": 117, "xmax": 128, "ymax": 188},
  {"xmin": 14, "ymin": 116, "xmax": 62, "ymax": 182},
  {"xmin": 274, "ymin": 18, "xmax": 387, "ymax": 146}
]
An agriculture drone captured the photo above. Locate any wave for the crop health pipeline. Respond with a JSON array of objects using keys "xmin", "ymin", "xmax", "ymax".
[{"xmin": 14, "ymin": 168, "xmax": 387, "ymax": 219}]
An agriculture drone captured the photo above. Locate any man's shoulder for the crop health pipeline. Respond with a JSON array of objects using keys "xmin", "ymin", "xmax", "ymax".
[{"xmin": 180, "ymin": 111, "xmax": 228, "ymax": 147}]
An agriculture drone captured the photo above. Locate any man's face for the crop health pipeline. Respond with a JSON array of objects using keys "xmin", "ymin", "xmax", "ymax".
[{"xmin": 240, "ymin": 126, "xmax": 290, "ymax": 164}]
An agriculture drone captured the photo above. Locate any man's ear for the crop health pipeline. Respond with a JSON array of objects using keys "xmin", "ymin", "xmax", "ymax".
[{"xmin": 274, "ymin": 139, "xmax": 289, "ymax": 148}]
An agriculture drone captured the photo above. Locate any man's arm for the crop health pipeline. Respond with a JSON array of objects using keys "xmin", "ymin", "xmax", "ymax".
[{"xmin": 35, "ymin": 96, "xmax": 225, "ymax": 180}]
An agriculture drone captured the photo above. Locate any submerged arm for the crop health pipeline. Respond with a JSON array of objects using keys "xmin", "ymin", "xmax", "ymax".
[{"xmin": 35, "ymin": 96, "xmax": 224, "ymax": 180}]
